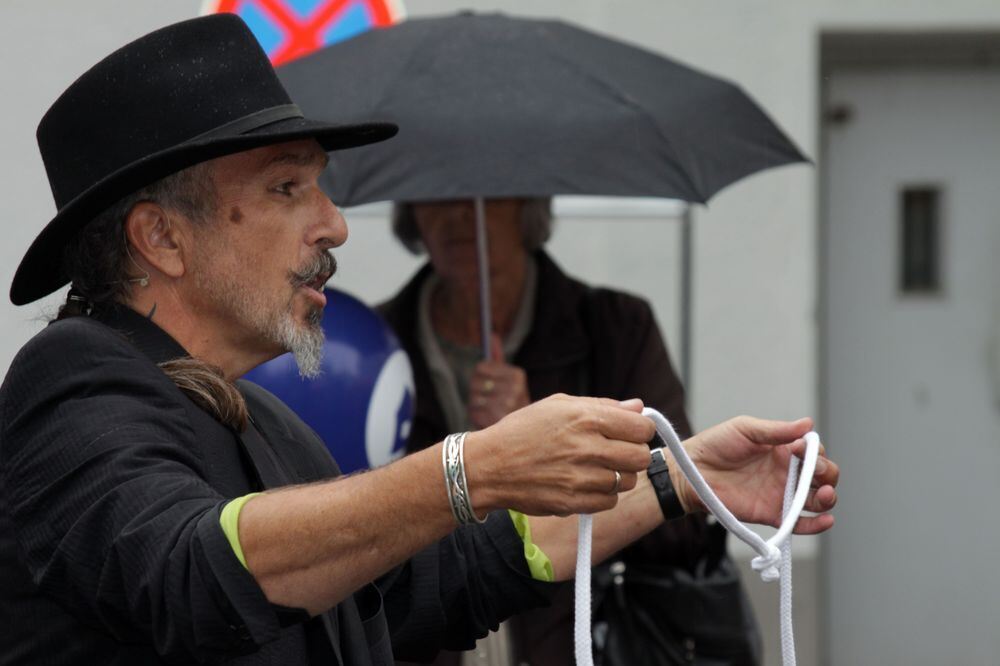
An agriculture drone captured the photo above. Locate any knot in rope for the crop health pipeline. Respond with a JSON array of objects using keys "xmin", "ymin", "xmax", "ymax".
[{"xmin": 751, "ymin": 543, "xmax": 783, "ymax": 582}]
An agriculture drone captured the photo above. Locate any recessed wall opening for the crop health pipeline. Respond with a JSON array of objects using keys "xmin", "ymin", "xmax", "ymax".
[{"xmin": 899, "ymin": 186, "xmax": 942, "ymax": 294}]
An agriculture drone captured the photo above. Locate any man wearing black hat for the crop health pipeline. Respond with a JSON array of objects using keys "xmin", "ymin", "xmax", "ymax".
[{"xmin": 0, "ymin": 14, "xmax": 839, "ymax": 666}]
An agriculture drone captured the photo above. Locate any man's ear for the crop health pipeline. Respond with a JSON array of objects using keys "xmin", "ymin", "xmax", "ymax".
[{"xmin": 124, "ymin": 202, "xmax": 187, "ymax": 279}]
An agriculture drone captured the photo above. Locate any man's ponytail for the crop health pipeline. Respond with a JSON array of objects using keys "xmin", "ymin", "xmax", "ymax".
[{"xmin": 158, "ymin": 357, "xmax": 249, "ymax": 432}]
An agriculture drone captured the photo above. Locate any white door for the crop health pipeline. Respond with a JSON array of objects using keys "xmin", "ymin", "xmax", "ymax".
[{"xmin": 823, "ymin": 68, "xmax": 1000, "ymax": 665}]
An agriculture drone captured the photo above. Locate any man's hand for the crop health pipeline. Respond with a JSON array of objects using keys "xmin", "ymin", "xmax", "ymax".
[
  {"xmin": 465, "ymin": 395, "xmax": 654, "ymax": 517},
  {"xmin": 671, "ymin": 416, "xmax": 840, "ymax": 534},
  {"xmin": 468, "ymin": 334, "xmax": 530, "ymax": 429}
]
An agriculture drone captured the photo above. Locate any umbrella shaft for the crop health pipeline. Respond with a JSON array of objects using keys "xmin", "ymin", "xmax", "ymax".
[{"xmin": 475, "ymin": 197, "xmax": 492, "ymax": 359}]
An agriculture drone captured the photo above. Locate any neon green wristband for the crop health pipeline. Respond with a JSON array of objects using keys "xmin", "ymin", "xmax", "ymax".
[
  {"xmin": 219, "ymin": 493, "xmax": 261, "ymax": 569},
  {"xmin": 508, "ymin": 510, "xmax": 554, "ymax": 582}
]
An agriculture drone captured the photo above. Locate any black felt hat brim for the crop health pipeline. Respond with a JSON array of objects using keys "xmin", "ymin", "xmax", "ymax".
[{"xmin": 11, "ymin": 117, "xmax": 397, "ymax": 306}]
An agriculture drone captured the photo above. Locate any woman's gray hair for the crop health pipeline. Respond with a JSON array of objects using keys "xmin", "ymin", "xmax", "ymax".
[{"xmin": 391, "ymin": 198, "xmax": 554, "ymax": 255}]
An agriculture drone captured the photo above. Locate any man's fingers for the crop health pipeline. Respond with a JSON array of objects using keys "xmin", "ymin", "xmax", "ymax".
[
  {"xmin": 587, "ymin": 440, "xmax": 652, "ymax": 473},
  {"xmin": 789, "ymin": 436, "xmax": 828, "ymax": 460},
  {"xmin": 573, "ymin": 468, "xmax": 639, "ymax": 494},
  {"xmin": 788, "ymin": 436, "xmax": 839, "ymax": 489},
  {"xmin": 572, "ymin": 493, "xmax": 620, "ymax": 515},
  {"xmin": 618, "ymin": 398, "xmax": 645, "ymax": 413},
  {"xmin": 741, "ymin": 415, "xmax": 814, "ymax": 445},
  {"xmin": 812, "ymin": 456, "xmax": 840, "ymax": 489},
  {"xmin": 804, "ymin": 485, "xmax": 837, "ymax": 513},
  {"xmin": 618, "ymin": 471, "xmax": 638, "ymax": 493},
  {"xmin": 583, "ymin": 396, "xmax": 646, "ymax": 413},
  {"xmin": 585, "ymin": 400, "xmax": 655, "ymax": 443},
  {"xmin": 792, "ymin": 512, "xmax": 835, "ymax": 535}
]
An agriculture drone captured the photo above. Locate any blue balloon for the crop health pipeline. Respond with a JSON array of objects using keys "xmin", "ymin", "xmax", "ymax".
[{"xmin": 244, "ymin": 287, "xmax": 414, "ymax": 474}]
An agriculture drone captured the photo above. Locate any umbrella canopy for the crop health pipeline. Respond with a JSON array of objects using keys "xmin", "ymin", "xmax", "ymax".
[{"xmin": 278, "ymin": 11, "xmax": 807, "ymax": 206}]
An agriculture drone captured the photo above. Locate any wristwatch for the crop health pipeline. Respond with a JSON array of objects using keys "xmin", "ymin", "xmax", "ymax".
[{"xmin": 647, "ymin": 442, "xmax": 686, "ymax": 522}]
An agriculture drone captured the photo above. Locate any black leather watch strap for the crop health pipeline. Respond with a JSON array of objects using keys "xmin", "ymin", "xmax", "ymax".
[{"xmin": 647, "ymin": 447, "xmax": 686, "ymax": 521}]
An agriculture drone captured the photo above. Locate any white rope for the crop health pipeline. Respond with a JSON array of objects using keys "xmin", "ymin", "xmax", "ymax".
[
  {"xmin": 573, "ymin": 407, "xmax": 821, "ymax": 666},
  {"xmin": 574, "ymin": 514, "xmax": 595, "ymax": 666}
]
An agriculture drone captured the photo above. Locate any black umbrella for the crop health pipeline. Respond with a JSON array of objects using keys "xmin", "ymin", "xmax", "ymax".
[{"xmin": 278, "ymin": 12, "xmax": 807, "ymax": 360}]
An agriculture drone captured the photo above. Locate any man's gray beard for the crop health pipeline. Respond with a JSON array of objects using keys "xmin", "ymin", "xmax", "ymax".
[
  {"xmin": 196, "ymin": 272, "xmax": 326, "ymax": 379},
  {"xmin": 272, "ymin": 306, "xmax": 325, "ymax": 378}
]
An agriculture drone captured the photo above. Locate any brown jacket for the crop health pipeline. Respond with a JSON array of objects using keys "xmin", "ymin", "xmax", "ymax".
[{"xmin": 379, "ymin": 251, "xmax": 712, "ymax": 666}]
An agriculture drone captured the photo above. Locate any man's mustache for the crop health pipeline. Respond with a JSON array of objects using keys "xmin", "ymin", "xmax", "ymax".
[{"xmin": 288, "ymin": 251, "xmax": 337, "ymax": 289}]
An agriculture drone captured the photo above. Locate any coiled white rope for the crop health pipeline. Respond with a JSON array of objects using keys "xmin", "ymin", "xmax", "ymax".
[{"xmin": 573, "ymin": 407, "xmax": 821, "ymax": 666}]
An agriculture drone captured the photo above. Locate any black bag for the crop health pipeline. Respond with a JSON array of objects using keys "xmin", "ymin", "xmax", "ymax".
[{"xmin": 591, "ymin": 522, "xmax": 762, "ymax": 666}]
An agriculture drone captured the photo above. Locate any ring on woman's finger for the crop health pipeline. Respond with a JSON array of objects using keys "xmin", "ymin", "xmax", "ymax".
[
  {"xmin": 609, "ymin": 470, "xmax": 622, "ymax": 494},
  {"xmin": 482, "ymin": 379, "xmax": 495, "ymax": 394}
]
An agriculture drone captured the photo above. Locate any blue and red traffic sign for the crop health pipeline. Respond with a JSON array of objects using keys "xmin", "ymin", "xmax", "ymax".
[{"xmin": 202, "ymin": 0, "xmax": 405, "ymax": 65}]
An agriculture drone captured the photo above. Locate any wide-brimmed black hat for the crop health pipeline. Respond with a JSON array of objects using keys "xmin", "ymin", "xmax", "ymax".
[{"xmin": 10, "ymin": 13, "xmax": 397, "ymax": 305}]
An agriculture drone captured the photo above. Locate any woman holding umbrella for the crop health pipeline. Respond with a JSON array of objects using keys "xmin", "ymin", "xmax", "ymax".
[{"xmin": 379, "ymin": 197, "xmax": 759, "ymax": 666}]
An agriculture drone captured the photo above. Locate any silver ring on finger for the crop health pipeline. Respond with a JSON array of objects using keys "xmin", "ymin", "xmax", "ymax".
[{"xmin": 610, "ymin": 470, "xmax": 622, "ymax": 494}]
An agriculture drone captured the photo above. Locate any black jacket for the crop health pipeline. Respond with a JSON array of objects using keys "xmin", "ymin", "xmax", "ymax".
[
  {"xmin": 380, "ymin": 251, "xmax": 712, "ymax": 666},
  {"xmin": 0, "ymin": 305, "xmax": 550, "ymax": 665}
]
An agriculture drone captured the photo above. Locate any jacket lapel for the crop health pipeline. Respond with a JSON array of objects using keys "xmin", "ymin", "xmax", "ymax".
[{"xmin": 239, "ymin": 416, "xmax": 294, "ymax": 488}]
